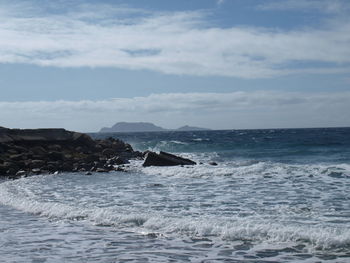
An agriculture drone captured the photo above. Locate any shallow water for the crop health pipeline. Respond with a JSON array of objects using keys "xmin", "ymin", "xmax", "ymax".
[{"xmin": 1, "ymin": 128, "xmax": 350, "ymax": 262}]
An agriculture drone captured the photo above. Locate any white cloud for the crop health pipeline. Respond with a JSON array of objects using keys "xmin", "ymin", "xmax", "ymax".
[
  {"xmin": 1, "ymin": 91, "xmax": 349, "ymax": 131},
  {"xmin": 0, "ymin": 1, "xmax": 349, "ymax": 78},
  {"xmin": 217, "ymin": 0, "xmax": 225, "ymax": 6},
  {"xmin": 257, "ymin": 0, "xmax": 348, "ymax": 13}
]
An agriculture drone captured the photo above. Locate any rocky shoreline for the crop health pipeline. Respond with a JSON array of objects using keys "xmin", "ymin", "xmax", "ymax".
[{"xmin": 0, "ymin": 127, "xmax": 197, "ymax": 179}]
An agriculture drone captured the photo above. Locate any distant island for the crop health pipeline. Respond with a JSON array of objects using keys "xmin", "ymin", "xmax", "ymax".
[{"xmin": 99, "ymin": 122, "xmax": 209, "ymax": 133}]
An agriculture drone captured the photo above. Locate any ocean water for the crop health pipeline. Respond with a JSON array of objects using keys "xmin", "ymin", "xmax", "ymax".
[{"xmin": 1, "ymin": 128, "xmax": 350, "ymax": 262}]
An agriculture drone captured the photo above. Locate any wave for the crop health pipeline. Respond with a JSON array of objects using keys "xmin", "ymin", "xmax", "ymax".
[
  {"xmin": 1, "ymin": 175, "xmax": 350, "ymax": 251},
  {"xmin": 136, "ymin": 158, "xmax": 350, "ymax": 179}
]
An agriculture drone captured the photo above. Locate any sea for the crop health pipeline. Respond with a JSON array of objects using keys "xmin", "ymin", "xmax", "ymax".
[{"xmin": 1, "ymin": 128, "xmax": 350, "ymax": 262}]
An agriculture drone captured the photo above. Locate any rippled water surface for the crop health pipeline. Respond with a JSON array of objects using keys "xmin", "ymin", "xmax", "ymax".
[{"xmin": 1, "ymin": 128, "xmax": 350, "ymax": 262}]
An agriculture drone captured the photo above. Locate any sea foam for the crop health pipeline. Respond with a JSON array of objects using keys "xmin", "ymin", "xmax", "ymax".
[{"xmin": 1, "ymin": 170, "xmax": 350, "ymax": 251}]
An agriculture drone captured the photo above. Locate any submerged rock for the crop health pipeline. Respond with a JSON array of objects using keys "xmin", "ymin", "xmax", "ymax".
[{"xmin": 143, "ymin": 151, "xmax": 196, "ymax": 167}]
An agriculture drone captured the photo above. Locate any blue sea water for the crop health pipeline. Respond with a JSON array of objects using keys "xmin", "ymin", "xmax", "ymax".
[{"xmin": 1, "ymin": 128, "xmax": 350, "ymax": 262}]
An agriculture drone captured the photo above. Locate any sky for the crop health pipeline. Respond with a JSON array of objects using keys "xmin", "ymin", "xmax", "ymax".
[{"xmin": 0, "ymin": 0, "xmax": 349, "ymax": 132}]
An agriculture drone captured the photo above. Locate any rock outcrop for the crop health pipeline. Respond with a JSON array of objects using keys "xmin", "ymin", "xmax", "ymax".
[
  {"xmin": 0, "ymin": 127, "xmax": 200, "ymax": 179},
  {"xmin": 143, "ymin": 151, "xmax": 196, "ymax": 167},
  {"xmin": 0, "ymin": 128, "xmax": 142, "ymax": 178}
]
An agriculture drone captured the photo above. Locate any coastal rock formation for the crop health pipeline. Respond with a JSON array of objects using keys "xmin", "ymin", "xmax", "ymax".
[
  {"xmin": 0, "ymin": 127, "xmax": 199, "ymax": 178},
  {"xmin": 143, "ymin": 151, "xmax": 196, "ymax": 167},
  {"xmin": 0, "ymin": 128, "xmax": 142, "ymax": 178}
]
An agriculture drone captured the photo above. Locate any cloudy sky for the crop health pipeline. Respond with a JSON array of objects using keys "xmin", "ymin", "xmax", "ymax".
[{"xmin": 0, "ymin": 0, "xmax": 349, "ymax": 131}]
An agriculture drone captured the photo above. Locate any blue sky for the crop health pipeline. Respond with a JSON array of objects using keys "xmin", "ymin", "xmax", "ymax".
[{"xmin": 0, "ymin": 0, "xmax": 349, "ymax": 131}]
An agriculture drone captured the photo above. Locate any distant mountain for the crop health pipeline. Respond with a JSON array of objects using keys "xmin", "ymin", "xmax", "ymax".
[
  {"xmin": 99, "ymin": 122, "xmax": 209, "ymax": 133},
  {"xmin": 99, "ymin": 122, "xmax": 166, "ymax": 133}
]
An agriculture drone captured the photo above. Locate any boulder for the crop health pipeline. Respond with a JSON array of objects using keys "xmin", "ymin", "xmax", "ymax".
[{"xmin": 143, "ymin": 151, "xmax": 196, "ymax": 167}]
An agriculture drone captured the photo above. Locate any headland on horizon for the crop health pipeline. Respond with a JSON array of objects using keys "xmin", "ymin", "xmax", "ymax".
[{"xmin": 99, "ymin": 122, "xmax": 210, "ymax": 133}]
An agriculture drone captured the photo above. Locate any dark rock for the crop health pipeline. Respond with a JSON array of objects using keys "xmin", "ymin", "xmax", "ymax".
[
  {"xmin": 0, "ymin": 164, "xmax": 9, "ymax": 174},
  {"xmin": 124, "ymin": 143, "xmax": 133, "ymax": 152},
  {"xmin": 48, "ymin": 144, "xmax": 62, "ymax": 151},
  {"xmin": 99, "ymin": 157, "xmax": 108, "ymax": 163},
  {"xmin": 2, "ymin": 161, "xmax": 20, "ymax": 171},
  {"xmin": 0, "ymin": 145, "xmax": 5, "ymax": 154},
  {"xmin": 104, "ymin": 164, "xmax": 115, "ymax": 170},
  {"xmin": 96, "ymin": 168, "xmax": 109, "ymax": 173},
  {"xmin": 0, "ymin": 127, "xmax": 139, "ymax": 177},
  {"xmin": 0, "ymin": 128, "xmax": 95, "ymax": 147},
  {"xmin": 108, "ymin": 156, "xmax": 129, "ymax": 165},
  {"xmin": 102, "ymin": 148, "xmax": 115, "ymax": 157},
  {"xmin": 116, "ymin": 166, "xmax": 125, "ymax": 172},
  {"xmin": 30, "ymin": 159, "xmax": 46, "ymax": 169},
  {"xmin": 7, "ymin": 149, "xmax": 18, "ymax": 155},
  {"xmin": 84, "ymin": 154, "xmax": 100, "ymax": 163},
  {"xmin": 75, "ymin": 146, "xmax": 84, "ymax": 153},
  {"xmin": 209, "ymin": 161, "xmax": 218, "ymax": 166},
  {"xmin": 7, "ymin": 168, "xmax": 18, "ymax": 175},
  {"xmin": 47, "ymin": 151, "xmax": 64, "ymax": 161},
  {"xmin": 31, "ymin": 146, "xmax": 47, "ymax": 155},
  {"xmin": 143, "ymin": 151, "xmax": 196, "ymax": 167},
  {"xmin": 64, "ymin": 153, "xmax": 72, "ymax": 160},
  {"xmin": 9, "ymin": 153, "xmax": 26, "ymax": 161},
  {"xmin": 46, "ymin": 164, "xmax": 57, "ymax": 172},
  {"xmin": 31, "ymin": 154, "xmax": 47, "ymax": 161},
  {"xmin": 95, "ymin": 144, "xmax": 103, "ymax": 151},
  {"xmin": 60, "ymin": 162, "xmax": 73, "ymax": 171},
  {"xmin": 142, "ymin": 150, "xmax": 152, "ymax": 158},
  {"xmin": 133, "ymin": 151, "xmax": 143, "ymax": 158},
  {"xmin": 14, "ymin": 161, "xmax": 26, "ymax": 169},
  {"xmin": 148, "ymin": 183, "xmax": 165, "ymax": 187},
  {"xmin": 85, "ymin": 172, "xmax": 92, "ymax": 175},
  {"xmin": 13, "ymin": 145, "xmax": 28, "ymax": 153}
]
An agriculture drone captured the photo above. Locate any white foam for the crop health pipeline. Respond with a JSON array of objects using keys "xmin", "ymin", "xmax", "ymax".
[
  {"xmin": 1, "ymin": 176, "xmax": 349, "ymax": 251},
  {"xmin": 1, "ymin": 159, "xmax": 350, "ymax": 254},
  {"xmin": 170, "ymin": 140, "xmax": 188, "ymax": 145},
  {"xmin": 138, "ymin": 159, "xmax": 350, "ymax": 179}
]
